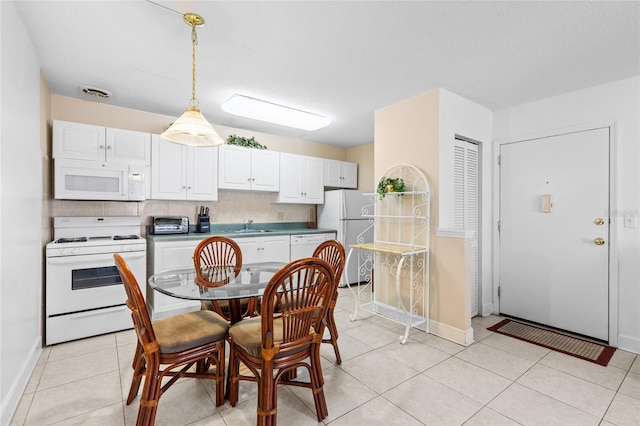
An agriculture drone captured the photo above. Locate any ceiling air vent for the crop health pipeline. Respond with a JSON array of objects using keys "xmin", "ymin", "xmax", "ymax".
[{"xmin": 79, "ymin": 86, "xmax": 112, "ymax": 99}]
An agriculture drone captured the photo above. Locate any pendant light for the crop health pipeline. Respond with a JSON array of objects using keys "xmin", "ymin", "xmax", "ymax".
[{"xmin": 161, "ymin": 13, "xmax": 224, "ymax": 146}]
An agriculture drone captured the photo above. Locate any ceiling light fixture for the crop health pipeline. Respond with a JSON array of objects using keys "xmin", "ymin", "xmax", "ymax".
[
  {"xmin": 221, "ymin": 94, "xmax": 331, "ymax": 131},
  {"xmin": 161, "ymin": 13, "xmax": 224, "ymax": 146}
]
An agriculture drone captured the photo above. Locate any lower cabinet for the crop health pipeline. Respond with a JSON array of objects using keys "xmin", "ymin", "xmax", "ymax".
[
  {"xmin": 147, "ymin": 239, "xmax": 201, "ymax": 319},
  {"xmin": 147, "ymin": 235, "xmax": 290, "ymax": 319},
  {"xmin": 234, "ymin": 235, "xmax": 290, "ymax": 264}
]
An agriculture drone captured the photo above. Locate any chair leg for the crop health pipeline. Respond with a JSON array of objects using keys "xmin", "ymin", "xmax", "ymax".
[
  {"xmin": 324, "ymin": 306, "xmax": 342, "ymax": 364},
  {"xmin": 138, "ymin": 358, "xmax": 161, "ymax": 426},
  {"xmin": 228, "ymin": 344, "xmax": 240, "ymax": 406},
  {"xmin": 257, "ymin": 359, "xmax": 276, "ymax": 426},
  {"xmin": 309, "ymin": 345, "xmax": 328, "ymax": 421},
  {"xmin": 127, "ymin": 344, "xmax": 146, "ymax": 405},
  {"xmin": 214, "ymin": 344, "xmax": 225, "ymax": 407}
]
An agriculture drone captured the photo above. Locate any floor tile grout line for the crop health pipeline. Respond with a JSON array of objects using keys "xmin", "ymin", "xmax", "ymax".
[
  {"xmin": 536, "ymin": 352, "xmax": 628, "ymax": 391},
  {"xmin": 513, "ymin": 379, "xmax": 609, "ymax": 422}
]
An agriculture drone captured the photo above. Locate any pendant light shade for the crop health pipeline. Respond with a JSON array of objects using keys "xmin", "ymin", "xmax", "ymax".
[
  {"xmin": 161, "ymin": 107, "xmax": 225, "ymax": 146},
  {"xmin": 161, "ymin": 13, "xmax": 224, "ymax": 147}
]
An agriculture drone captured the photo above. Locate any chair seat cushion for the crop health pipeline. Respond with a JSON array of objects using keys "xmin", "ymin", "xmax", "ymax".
[
  {"xmin": 153, "ymin": 310, "xmax": 229, "ymax": 354},
  {"xmin": 229, "ymin": 316, "xmax": 283, "ymax": 358}
]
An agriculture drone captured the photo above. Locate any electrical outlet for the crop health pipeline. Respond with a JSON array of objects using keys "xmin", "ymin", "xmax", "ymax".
[
  {"xmin": 277, "ymin": 212, "xmax": 285, "ymax": 221},
  {"xmin": 210, "ymin": 214, "xmax": 218, "ymax": 223}
]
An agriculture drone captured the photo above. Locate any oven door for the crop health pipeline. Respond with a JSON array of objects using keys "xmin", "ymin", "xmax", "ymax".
[{"xmin": 46, "ymin": 250, "xmax": 146, "ymax": 316}]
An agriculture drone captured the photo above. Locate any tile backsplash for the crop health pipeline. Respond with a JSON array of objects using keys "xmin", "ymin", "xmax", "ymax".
[{"xmin": 51, "ymin": 191, "xmax": 315, "ymax": 237}]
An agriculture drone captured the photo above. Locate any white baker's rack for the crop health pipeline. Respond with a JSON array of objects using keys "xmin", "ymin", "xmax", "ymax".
[{"xmin": 346, "ymin": 163, "xmax": 430, "ymax": 343}]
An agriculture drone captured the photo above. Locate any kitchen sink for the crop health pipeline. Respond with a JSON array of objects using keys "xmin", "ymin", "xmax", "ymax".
[{"xmin": 234, "ymin": 229, "xmax": 272, "ymax": 233}]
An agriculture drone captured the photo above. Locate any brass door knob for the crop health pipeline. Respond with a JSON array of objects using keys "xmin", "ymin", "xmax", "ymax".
[
  {"xmin": 594, "ymin": 238, "xmax": 605, "ymax": 246},
  {"xmin": 595, "ymin": 218, "xmax": 605, "ymax": 225}
]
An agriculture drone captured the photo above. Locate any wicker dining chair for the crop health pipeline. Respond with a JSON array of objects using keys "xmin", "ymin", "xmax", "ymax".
[
  {"xmin": 114, "ymin": 254, "xmax": 228, "ymax": 426},
  {"xmin": 312, "ymin": 239, "xmax": 346, "ymax": 364},
  {"xmin": 193, "ymin": 235, "xmax": 258, "ymax": 321},
  {"xmin": 227, "ymin": 257, "xmax": 336, "ymax": 426}
]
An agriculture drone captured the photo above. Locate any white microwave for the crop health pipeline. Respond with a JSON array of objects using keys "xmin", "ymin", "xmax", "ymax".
[{"xmin": 54, "ymin": 158, "xmax": 147, "ymax": 201}]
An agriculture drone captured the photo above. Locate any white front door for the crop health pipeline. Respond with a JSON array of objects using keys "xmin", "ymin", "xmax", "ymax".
[{"xmin": 499, "ymin": 127, "xmax": 610, "ymax": 341}]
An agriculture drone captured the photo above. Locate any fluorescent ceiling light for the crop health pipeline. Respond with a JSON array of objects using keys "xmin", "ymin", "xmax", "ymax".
[{"xmin": 221, "ymin": 94, "xmax": 330, "ymax": 131}]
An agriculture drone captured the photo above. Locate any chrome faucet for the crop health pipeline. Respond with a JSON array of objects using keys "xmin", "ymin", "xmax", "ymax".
[{"xmin": 245, "ymin": 219, "xmax": 253, "ymax": 230}]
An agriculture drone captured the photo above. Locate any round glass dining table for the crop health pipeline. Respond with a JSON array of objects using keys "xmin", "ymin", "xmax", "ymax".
[{"xmin": 148, "ymin": 262, "xmax": 286, "ymax": 324}]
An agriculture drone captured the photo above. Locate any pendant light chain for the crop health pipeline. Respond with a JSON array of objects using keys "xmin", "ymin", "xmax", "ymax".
[
  {"xmin": 160, "ymin": 12, "xmax": 224, "ymax": 146},
  {"xmin": 191, "ymin": 22, "xmax": 198, "ymax": 108}
]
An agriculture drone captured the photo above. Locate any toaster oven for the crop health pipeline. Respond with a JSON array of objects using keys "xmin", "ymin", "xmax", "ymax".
[{"xmin": 151, "ymin": 217, "xmax": 189, "ymax": 234}]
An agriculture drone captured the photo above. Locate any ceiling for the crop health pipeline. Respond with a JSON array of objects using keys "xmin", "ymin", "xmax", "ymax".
[{"xmin": 12, "ymin": 1, "xmax": 640, "ymax": 148}]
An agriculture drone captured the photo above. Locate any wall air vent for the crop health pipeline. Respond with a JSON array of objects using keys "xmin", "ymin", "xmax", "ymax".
[{"xmin": 79, "ymin": 86, "xmax": 112, "ymax": 99}]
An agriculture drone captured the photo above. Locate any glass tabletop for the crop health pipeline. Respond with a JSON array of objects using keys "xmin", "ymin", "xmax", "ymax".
[{"xmin": 148, "ymin": 262, "xmax": 286, "ymax": 301}]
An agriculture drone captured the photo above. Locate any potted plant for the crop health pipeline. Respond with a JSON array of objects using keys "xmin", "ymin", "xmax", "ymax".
[
  {"xmin": 226, "ymin": 134, "xmax": 268, "ymax": 150},
  {"xmin": 377, "ymin": 177, "xmax": 405, "ymax": 199}
]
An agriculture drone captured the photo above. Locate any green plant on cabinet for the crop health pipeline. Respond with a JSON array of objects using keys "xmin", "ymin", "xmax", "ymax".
[{"xmin": 226, "ymin": 134, "xmax": 268, "ymax": 150}]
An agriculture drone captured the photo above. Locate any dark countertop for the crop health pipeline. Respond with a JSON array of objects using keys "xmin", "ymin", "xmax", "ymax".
[{"xmin": 145, "ymin": 222, "xmax": 336, "ymax": 242}]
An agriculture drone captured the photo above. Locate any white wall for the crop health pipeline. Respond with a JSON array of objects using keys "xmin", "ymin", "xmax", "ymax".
[
  {"xmin": 437, "ymin": 89, "xmax": 494, "ymax": 317},
  {"xmin": 493, "ymin": 76, "xmax": 640, "ymax": 353},
  {"xmin": 0, "ymin": 2, "xmax": 44, "ymax": 423}
]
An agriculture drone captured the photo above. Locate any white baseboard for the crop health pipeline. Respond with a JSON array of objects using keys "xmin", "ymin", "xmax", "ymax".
[
  {"xmin": 429, "ymin": 319, "xmax": 475, "ymax": 346},
  {"xmin": 617, "ymin": 333, "xmax": 640, "ymax": 355},
  {"xmin": 1, "ymin": 336, "xmax": 42, "ymax": 426}
]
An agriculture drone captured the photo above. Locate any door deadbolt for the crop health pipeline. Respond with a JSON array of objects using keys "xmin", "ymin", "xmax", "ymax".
[
  {"xmin": 595, "ymin": 218, "xmax": 605, "ymax": 226},
  {"xmin": 594, "ymin": 238, "xmax": 605, "ymax": 246}
]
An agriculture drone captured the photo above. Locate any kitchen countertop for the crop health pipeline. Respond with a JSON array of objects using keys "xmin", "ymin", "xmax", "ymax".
[{"xmin": 145, "ymin": 222, "xmax": 336, "ymax": 242}]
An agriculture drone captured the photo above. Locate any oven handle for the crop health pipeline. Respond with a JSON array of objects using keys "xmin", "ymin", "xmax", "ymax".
[
  {"xmin": 47, "ymin": 251, "xmax": 145, "ymax": 265},
  {"xmin": 69, "ymin": 305, "xmax": 128, "ymax": 319}
]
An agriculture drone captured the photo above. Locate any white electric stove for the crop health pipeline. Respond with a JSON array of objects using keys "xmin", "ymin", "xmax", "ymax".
[{"xmin": 45, "ymin": 216, "xmax": 146, "ymax": 345}]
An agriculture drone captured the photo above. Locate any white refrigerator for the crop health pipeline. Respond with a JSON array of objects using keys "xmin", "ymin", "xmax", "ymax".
[{"xmin": 317, "ymin": 189, "xmax": 374, "ymax": 286}]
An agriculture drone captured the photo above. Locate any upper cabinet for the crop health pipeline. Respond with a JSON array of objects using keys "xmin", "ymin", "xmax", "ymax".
[
  {"xmin": 151, "ymin": 135, "xmax": 218, "ymax": 201},
  {"xmin": 324, "ymin": 159, "xmax": 358, "ymax": 189},
  {"xmin": 277, "ymin": 153, "xmax": 324, "ymax": 204},
  {"xmin": 53, "ymin": 120, "xmax": 150, "ymax": 164},
  {"xmin": 218, "ymin": 145, "xmax": 280, "ymax": 192}
]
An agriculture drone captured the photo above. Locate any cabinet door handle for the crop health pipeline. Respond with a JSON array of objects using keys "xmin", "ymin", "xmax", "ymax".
[
  {"xmin": 99, "ymin": 145, "xmax": 105, "ymax": 149},
  {"xmin": 107, "ymin": 145, "xmax": 112, "ymax": 150}
]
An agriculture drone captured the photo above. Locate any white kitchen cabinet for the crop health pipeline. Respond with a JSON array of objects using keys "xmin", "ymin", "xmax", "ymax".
[
  {"xmin": 218, "ymin": 145, "xmax": 280, "ymax": 192},
  {"xmin": 277, "ymin": 153, "xmax": 324, "ymax": 204},
  {"xmin": 234, "ymin": 235, "xmax": 290, "ymax": 264},
  {"xmin": 147, "ymin": 239, "xmax": 201, "ymax": 319},
  {"xmin": 324, "ymin": 159, "xmax": 358, "ymax": 189},
  {"xmin": 151, "ymin": 134, "xmax": 218, "ymax": 201},
  {"xmin": 53, "ymin": 120, "xmax": 150, "ymax": 164}
]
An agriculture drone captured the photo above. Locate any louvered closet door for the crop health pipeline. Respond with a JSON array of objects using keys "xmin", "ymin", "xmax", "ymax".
[{"xmin": 453, "ymin": 138, "xmax": 479, "ymax": 317}]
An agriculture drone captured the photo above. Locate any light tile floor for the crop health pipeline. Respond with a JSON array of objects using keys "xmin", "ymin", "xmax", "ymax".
[{"xmin": 11, "ymin": 288, "xmax": 640, "ymax": 425}]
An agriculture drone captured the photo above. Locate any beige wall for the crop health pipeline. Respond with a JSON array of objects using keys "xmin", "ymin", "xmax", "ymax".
[
  {"xmin": 49, "ymin": 95, "xmax": 367, "ymax": 231},
  {"xmin": 374, "ymin": 89, "xmax": 469, "ymax": 335},
  {"xmin": 347, "ymin": 143, "xmax": 374, "ymax": 191}
]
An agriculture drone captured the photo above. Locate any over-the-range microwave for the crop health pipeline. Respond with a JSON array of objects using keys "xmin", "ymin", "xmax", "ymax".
[{"xmin": 54, "ymin": 158, "xmax": 148, "ymax": 201}]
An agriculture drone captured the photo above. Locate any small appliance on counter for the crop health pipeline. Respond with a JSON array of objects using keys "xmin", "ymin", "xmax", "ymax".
[
  {"xmin": 151, "ymin": 216, "xmax": 189, "ymax": 234},
  {"xmin": 196, "ymin": 205, "xmax": 210, "ymax": 233}
]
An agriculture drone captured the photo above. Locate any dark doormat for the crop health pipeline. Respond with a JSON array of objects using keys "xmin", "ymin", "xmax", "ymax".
[{"xmin": 487, "ymin": 319, "xmax": 616, "ymax": 366}]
